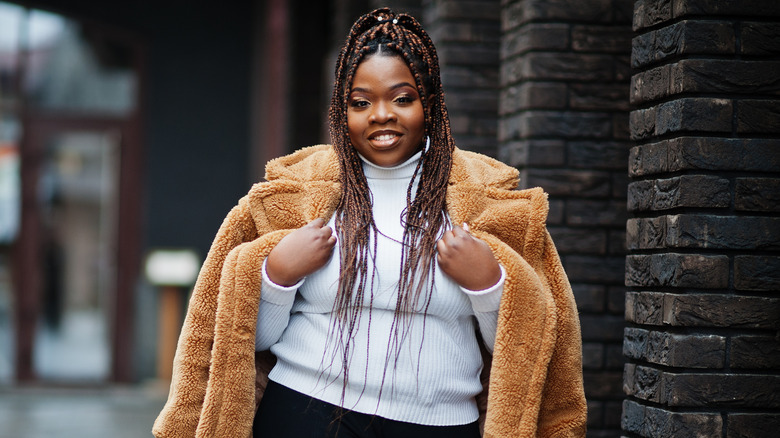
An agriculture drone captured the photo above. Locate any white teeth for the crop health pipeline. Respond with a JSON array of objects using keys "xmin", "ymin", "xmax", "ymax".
[{"xmin": 373, "ymin": 134, "xmax": 396, "ymax": 141}]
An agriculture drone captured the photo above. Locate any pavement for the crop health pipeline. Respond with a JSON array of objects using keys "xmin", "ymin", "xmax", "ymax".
[{"xmin": 0, "ymin": 383, "xmax": 168, "ymax": 438}]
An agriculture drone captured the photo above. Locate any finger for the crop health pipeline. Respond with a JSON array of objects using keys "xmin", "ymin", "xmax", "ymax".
[
  {"xmin": 435, "ymin": 250, "xmax": 450, "ymax": 269},
  {"xmin": 319, "ymin": 228, "xmax": 337, "ymax": 245},
  {"xmin": 437, "ymin": 229, "xmax": 451, "ymax": 245},
  {"xmin": 309, "ymin": 217, "xmax": 326, "ymax": 228},
  {"xmin": 436, "ymin": 237, "xmax": 448, "ymax": 254},
  {"xmin": 450, "ymin": 224, "xmax": 470, "ymax": 239},
  {"xmin": 462, "ymin": 222, "xmax": 470, "ymax": 233}
]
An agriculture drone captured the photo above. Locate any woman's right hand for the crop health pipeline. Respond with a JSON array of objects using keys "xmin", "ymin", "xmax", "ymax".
[{"xmin": 265, "ymin": 218, "xmax": 337, "ymax": 286}]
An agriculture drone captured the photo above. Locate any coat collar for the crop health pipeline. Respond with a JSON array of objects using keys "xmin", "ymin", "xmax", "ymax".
[{"xmin": 252, "ymin": 144, "xmax": 525, "ymax": 231}]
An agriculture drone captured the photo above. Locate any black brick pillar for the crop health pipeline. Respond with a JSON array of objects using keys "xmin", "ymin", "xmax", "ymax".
[
  {"xmin": 624, "ymin": 1, "xmax": 780, "ymax": 437},
  {"xmin": 424, "ymin": 0, "xmax": 501, "ymax": 156},
  {"xmin": 498, "ymin": 1, "xmax": 635, "ymax": 436}
]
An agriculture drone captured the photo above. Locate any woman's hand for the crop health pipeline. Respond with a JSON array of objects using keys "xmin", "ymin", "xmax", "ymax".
[
  {"xmin": 437, "ymin": 223, "xmax": 501, "ymax": 291},
  {"xmin": 265, "ymin": 218, "xmax": 337, "ymax": 286}
]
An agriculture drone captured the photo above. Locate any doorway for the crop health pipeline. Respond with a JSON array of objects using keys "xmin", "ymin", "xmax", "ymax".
[
  {"xmin": 25, "ymin": 123, "xmax": 124, "ymax": 382},
  {"xmin": 1, "ymin": 4, "xmax": 144, "ymax": 383}
]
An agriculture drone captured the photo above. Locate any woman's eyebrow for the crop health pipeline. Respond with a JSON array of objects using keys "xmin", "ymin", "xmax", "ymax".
[
  {"xmin": 389, "ymin": 82, "xmax": 416, "ymax": 90},
  {"xmin": 350, "ymin": 82, "xmax": 417, "ymax": 94}
]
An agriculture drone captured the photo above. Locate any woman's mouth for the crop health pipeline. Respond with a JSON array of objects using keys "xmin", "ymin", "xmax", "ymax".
[{"xmin": 370, "ymin": 133, "xmax": 399, "ymax": 148}]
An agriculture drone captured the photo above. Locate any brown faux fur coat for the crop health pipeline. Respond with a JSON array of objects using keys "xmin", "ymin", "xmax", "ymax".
[{"xmin": 152, "ymin": 145, "xmax": 586, "ymax": 438}]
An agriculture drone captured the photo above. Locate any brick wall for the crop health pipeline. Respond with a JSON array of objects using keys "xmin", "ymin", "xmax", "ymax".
[
  {"xmin": 498, "ymin": 1, "xmax": 634, "ymax": 435},
  {"xmin": 424, "ymin": 0, "xmax": 502, "ymax": 157},
  {"xmin": 624, "ymin": 0, "xmax": 780, "ymax": 436}
]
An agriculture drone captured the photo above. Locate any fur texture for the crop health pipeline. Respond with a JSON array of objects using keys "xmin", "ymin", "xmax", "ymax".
[{"xmin": 152, "ymin": 145, "xmax": 586, "ymax": 437}]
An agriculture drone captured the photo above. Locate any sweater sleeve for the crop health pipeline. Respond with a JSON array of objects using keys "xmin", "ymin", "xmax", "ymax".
[
  {"xmin": 255, "ymin": 259, "xmax": 303, "ymax": 351},
  {"xmin": 461, "ymin": 264, "xmax": 505, "ymax": 352}
]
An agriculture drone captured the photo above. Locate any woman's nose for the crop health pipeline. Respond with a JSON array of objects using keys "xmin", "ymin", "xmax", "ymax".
[{"xmin": 369, "ymin": 101, "xmax": 396, "ymax": 124}]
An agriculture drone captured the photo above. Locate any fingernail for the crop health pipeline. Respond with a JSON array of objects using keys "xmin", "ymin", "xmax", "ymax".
[{"xmin": 462, "ymin": 222, "xmax": 470, "ymax": 232}]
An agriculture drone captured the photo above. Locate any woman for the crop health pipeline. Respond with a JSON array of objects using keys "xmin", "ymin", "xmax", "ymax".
[{"xmin": 153, "ymin": 8, "xmax": 585, "ymax": 438}]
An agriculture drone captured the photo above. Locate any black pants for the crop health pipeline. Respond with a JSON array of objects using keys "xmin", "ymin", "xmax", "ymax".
[{"xmin": 253, "ymin": 380, "xmax": 481, "ymax": 438}]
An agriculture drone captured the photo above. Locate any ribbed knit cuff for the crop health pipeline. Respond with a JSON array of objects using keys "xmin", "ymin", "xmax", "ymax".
[
  {"xmin": 260, "ymin": 258, "xmax": 304, "ymax": 306},
  {"xmin": 461, "ymin": 264, "xmax": 505, "ymax": 313}
]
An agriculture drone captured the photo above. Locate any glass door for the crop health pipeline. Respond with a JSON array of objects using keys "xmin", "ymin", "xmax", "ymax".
[{"xmin": 34, "ymin": 130, "xmax": 120, "ymax": 381}]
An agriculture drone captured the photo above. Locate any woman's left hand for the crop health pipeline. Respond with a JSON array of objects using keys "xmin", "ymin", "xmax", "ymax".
[{"xmin": 436, "ymin": 223, "xmax": 501, "ymax": 290}]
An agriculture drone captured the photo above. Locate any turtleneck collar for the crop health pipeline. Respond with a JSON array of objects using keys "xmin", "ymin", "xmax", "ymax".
[
  {"xmin": 358, "ymin": 148, "xmax": 422, "ymax": 180},
  {"xmin": 357, "ymin": 137, "xmax": 429, "ymax": 180}
]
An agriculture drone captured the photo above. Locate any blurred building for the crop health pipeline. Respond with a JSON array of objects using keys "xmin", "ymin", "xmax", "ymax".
[
  {"xmin": 0, "ymin": 1, "xmax": 777, "ymax": 438},
  {"xmin": 0, "ymin": 0, "xmax": 266, "ymax": 387}
]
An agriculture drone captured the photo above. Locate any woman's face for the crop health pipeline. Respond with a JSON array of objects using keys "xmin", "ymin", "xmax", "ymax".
[{"xmin": 347, "ymin": 54, "xmax": 426, "ymax": 168}]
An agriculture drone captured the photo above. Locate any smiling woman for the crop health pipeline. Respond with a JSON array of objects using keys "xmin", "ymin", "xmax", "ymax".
[{"xmin": 154, "ymin": 8, "xmax": 586, "ymax": 438}]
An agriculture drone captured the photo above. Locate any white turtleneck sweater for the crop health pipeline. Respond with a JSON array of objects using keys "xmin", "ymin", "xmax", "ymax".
[{"xmin": 254, "ymin": 150, "xmax": 504, "ymax": 426}]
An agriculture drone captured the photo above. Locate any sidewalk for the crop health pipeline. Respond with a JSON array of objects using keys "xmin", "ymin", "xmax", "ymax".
[{"xmin": 0, "ymin": 384, "xmax": 168, "ymax": 438}]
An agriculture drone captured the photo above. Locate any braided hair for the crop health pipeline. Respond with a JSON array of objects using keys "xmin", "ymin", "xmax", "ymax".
[{"xmin": 326, "ymin": 8, "xmax": 456, "ymax": 401}]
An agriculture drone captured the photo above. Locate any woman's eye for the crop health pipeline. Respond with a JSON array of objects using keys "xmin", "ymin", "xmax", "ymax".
[
  {"xmin": 395, "ymin": 95, "xmax": 414, "ymax": 104},
  {"xmin": 350, "ymin": 99, "xmax": 369, "ymax": 108}
]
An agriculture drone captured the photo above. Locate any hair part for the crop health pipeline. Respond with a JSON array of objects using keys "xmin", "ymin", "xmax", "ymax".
[{"xmin": 326, "ymin": 8, "xmax": 456, "ymax": 404}]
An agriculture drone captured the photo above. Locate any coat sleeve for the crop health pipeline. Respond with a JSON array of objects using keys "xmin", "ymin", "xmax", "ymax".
[
  {"xmin": 474, "ymin": 187, "xmax": 586, "ymax": 438},
  {"xmin": 152, "ymin": 196, "xmax": 260, "ymax": 438},
  {"xmin": 535, "ymin": 230, "xmax": 587, "ymax": 438}
]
